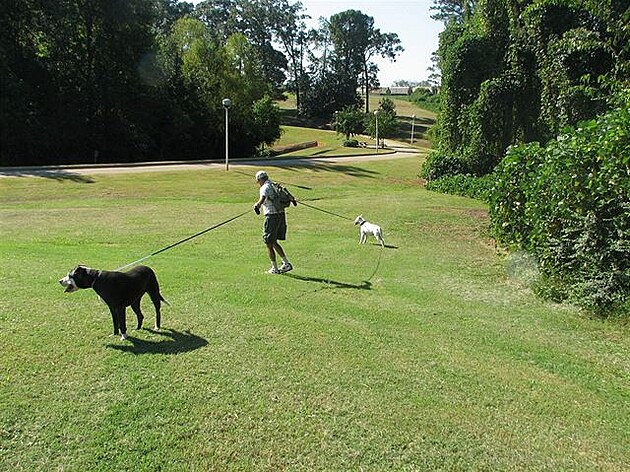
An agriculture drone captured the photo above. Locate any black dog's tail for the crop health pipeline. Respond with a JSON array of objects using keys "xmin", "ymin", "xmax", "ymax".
[{"xmin": 160, "ymin": 295, "xmax": 171, "ymax": 307}]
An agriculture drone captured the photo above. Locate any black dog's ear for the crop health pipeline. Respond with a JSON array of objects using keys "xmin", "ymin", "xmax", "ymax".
[{"xmin": 70, "ymin": 265, "xmax": 94, "ymax": 289}]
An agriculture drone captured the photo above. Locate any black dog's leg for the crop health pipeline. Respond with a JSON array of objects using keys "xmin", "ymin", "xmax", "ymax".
[
  {"xmin": 131, "ymin": 298, "xmax": 144, "ymax": 330},
  {"xmin": 109, "ymin": 306, "xmax": 120, "ymax": 336},
  {"xmin": 117, "ymin": 306, "xmax": 128, "ymax": 338},
  {"xmin": 148, "ymin": 291, "xmax": 162, "ymax": 330}
]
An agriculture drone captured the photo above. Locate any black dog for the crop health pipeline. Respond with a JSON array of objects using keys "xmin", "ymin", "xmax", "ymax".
[{"xmin": 59, "ymin": 265, "xmax": 168, "ymax": 340}]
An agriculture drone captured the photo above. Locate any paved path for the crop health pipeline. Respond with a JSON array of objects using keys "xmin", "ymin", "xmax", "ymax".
[{"xmin": 0, "ymin": 140, "xmax": 424, "ymax": 178}]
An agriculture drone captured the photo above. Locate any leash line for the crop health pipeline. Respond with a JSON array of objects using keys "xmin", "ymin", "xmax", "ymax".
[
  {"xmin": 296, "ymin": 200, "xmax": 354, "ymax": 221},
  {"xmin": 364, "ymin": 244, "xmax": 384, "ymax": 282},
  {"xmin": 115, "ymin": 209, "xmax": 250, "ymax": 271}
]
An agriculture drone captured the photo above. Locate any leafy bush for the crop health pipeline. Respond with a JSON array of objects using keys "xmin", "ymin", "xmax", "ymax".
[
  {"xmin": 343, "ymin": 139, "xmax": 359, "ymax": 147},
  {"xmin": 425, "ymin": 174, "xmax": 493, "ymax": 202},
  {"xmin": 410, "ymin": 88, "xmax": 440, "ymax": 113},
  {"xmin": 490, "ymin": 94, "xmax": 630, "ymax": 315},
  {"xmin": 420, "ymin": 151, "xmax": 470, "ymax": 181}
]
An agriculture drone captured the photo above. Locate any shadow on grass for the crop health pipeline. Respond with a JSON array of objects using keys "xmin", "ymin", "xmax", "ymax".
[
  {"xmin": 285, "ymin": 273, "xmax": 372, "ymax": 290},
  {"xmin": 0, "ymin": 168, "xmax": 95, "ymax": 183},
  {"xmin": 246, "ymin": 160, "xmax": 380, "ymax": 179},
  {"xmin": 107, "ymin": 328, "xmax": 208, "ymax": 355}
]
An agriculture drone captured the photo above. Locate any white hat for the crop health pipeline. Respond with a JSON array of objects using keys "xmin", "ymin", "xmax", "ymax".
[{"xmin": 255, "ymin": 170, "xmax": 268, "ymax": 181}]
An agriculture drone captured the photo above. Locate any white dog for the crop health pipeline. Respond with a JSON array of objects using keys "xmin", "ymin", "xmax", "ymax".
[{"xmin": 354, "ymin": 215, "xmax": 385, "ymax": 247}]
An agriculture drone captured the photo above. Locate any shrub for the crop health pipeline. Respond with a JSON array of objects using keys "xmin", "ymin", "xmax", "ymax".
[
  {"xmin": 490, "ymin": 94, "xmax": 630, "ymax": 315},
  {"xmin": 425, "ymin": 174, "xmax": 493, "ymax": 202},
  {"xmin": 343, "ymin": 139, "xmax": 359, "ymax": 147},
  {"xmin": 420, "ymin": 151, "xmax": 470, "ymax": 181}
]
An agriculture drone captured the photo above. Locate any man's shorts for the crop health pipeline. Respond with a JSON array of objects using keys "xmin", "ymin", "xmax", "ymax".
[{"xmin": 263, "ymin": 212, "xmax": 287, "ymax": 244}]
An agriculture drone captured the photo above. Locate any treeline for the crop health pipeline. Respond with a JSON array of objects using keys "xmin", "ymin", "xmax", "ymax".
[
  {"xmin": 424, "ymin": 0, "xmax": 629, "ymax": 315},
  {"xmin": 0, "ymin": 0, "xmax": 402, "ymax": 166}
]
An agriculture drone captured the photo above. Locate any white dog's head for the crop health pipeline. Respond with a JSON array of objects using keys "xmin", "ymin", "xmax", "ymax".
[{"xmin": 354, "ymin": 215, "xmax": 365, "ymax": 226}]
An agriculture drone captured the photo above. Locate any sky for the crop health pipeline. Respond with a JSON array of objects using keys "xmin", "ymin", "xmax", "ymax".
[
  {"xmin": 189, "ymin": 0, "xmax": 444, "ymax": 86},
  {"xmin": 298, "ymin": 0, "xmax": 443, "ymax": 86}
]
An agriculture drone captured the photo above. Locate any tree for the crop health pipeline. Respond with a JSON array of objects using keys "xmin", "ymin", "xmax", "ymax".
[
  {"xmin": 424, "ymin": 0, "xmax": 627, "ymax": 180},
  {"xmin": 249, "ymin": 95, "xmax": 282, "ymax": 153},
  {"xmin": 195, "ymin": 0, "xmax": 288, "ymax": 97},
  {"xmin": 267, "ymin": 0, "xmax": 309, "ymax": 110},
  {"xmin": 430, "ymin": 0, "xmax": 476, "ymax": 23},
  {"xmin": 364, "ymin": 97, "xmax": 399, "ymax": 147},
  {"xmin": 332, "ymin": 105, "xmax": 365, "ymax": 140},
  {"xmin": 328, "ymin": 10, "xmax": 403, "ymax": 113}
]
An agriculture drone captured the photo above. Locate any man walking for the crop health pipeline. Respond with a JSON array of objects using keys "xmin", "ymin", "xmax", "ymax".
[{"xmin": 253, "ymin": 170, "xmax": 293, "ymax": 274}]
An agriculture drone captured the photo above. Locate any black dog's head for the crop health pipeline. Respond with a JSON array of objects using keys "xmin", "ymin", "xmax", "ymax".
[{"xmin": 59, "ymin": 265, "xmax": 99, "ymax": 293}]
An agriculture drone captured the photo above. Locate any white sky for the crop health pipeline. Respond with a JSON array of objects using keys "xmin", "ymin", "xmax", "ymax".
[{"xmin": 188, "ymin": 0, "xmax": 444, "ymax": 86}]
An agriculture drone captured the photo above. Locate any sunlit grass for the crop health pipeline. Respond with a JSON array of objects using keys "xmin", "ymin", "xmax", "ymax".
[{"xmin": 1, "ymin": 157, "xmax": 628, "ymax": 471}]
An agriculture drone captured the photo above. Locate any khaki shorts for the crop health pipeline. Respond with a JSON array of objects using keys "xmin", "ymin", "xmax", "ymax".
[{"xmin": 263, "ymin": 213, "xmax": 287, "ymax": 244}]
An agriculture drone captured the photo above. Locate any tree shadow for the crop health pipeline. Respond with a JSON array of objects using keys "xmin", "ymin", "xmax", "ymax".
[
  {"xmin": 279, "ymin": 161, "xmax": 380, "ymax": 178},
  {"xmin": 285, "ymin": 273, "xmax": 372, "ymax": 291},
  {"xmin": 106, "ymin": 328, "xmax": 208, "ymax": 355},
  {"xmin": 0, "ymin": 168, "xmax": 95, "ymax": 183}
]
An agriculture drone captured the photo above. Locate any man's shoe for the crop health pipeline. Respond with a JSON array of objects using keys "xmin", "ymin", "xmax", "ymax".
[
  {"xmin": 267, "ymin": 267, "xmax": 281, "ymax": 274},
  {"xmin": 279, "ymin": 262, "xmax": 293, "ymax": 273}
]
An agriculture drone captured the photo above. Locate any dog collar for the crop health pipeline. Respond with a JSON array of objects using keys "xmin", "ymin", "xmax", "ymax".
[{"xmin": 359, "ymin": 220, "xmax": 367, "ymax": 226}]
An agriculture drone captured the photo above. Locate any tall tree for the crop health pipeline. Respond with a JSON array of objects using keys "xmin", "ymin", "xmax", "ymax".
[
  {"xmin": 328, "ymin": 10, "xmax": 402, "ymax": 114},
  {"xmin": 267, "ymin": 0, "xmax": 309, "ymax": 110},
  {"xmin": 424, "ymin": 0, "xmax": 626, "ymax": 179}
]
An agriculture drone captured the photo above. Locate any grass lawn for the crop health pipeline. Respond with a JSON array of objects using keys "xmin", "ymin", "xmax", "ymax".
[
  {"xmin": 1, "ymin": 156, "xmax": 628, "ymax": 471},
  {"xmin": 275, "ymin": 93, "xmax": 435, "ymax": 152}
]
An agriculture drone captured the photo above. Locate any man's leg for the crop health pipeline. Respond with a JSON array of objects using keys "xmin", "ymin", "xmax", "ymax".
[
  {"xmin": 273, "ymin": 241, "xmax": 285, "ymax": 259},
  {"xmin": 267, "ymin": 241, "xmax": 278, "ymax": 268},
  {"xmin": 274, "ymin": 242, "xmax": 292, "ymax": 272}
]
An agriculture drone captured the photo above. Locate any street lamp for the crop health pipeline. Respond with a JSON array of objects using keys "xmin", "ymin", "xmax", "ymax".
[
  {"xmin": 374, "ymin": 110, "xmax": 379, "ymax": 152},
  {"xmin": 222, "ymin": 98, "xmax": 232, "ymax": 171},
  {"xmin": 411, "ymin": 114, "xmax": 416, "ymax": 144}
]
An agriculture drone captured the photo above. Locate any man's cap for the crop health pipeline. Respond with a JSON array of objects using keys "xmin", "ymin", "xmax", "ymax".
[{"xmin": 255, "ymin": 170, "xmax": 268, "ymax": 181}]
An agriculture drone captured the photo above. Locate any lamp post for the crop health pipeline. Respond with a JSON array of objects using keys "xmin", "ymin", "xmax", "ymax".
[
  {"xmin": 222, "ymin": 98, "xmax": 232, "ymax": 171},
  {"xmin": 411, "ymin": 114, "xmax": 416, "ymax": 144},
  {"xmin": 374, "ymin": 110, "xmax": 379, "ymax": 152}
]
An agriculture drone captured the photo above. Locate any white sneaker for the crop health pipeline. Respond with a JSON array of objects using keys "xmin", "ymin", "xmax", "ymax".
[
  {"xmin": 267, "ymin": 267, "xmax": 281, "ymax": 274},
  {"xmin": 279, "ymin": 262, "xmax": 293, "ymax": 273}
]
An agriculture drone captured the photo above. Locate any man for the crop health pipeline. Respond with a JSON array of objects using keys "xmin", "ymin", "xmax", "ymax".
[{"xmin": 253, "ymin": 170, "xmax": 293, "ymax": 274}]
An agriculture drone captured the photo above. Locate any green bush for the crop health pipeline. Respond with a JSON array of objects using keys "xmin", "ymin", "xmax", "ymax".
[
  {"xmin": 410, "ymin": 88, "xmax": 440, "ymax": 113},
  {"xmin": 425, "ymin": 174, "xmax": 493, "ymax": 202},
  {"xmin": 490, "ymin": 94, "xmax": 630, "ymax": 315},
  {"xmin": 420, "ymin": 151, "xmax": 470, "ymax": 181},
  {"xmin": 343, "ymin": 139, "xmax": 359, "ymax": 147}
]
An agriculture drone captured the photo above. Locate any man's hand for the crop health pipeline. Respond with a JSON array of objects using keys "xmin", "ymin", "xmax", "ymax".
[{"xmin": 253, "ymin": 204, "xmax": 260, "ymax": 215}]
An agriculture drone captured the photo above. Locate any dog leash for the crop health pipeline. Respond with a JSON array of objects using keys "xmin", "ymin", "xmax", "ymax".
[
  {"xmin": 295, "ymin": 197, "xmax": 384, "ymax": 282},
  {"xmin": 295, "ymin": 200, "xmax": 354, "ymax": 221},
  {"xmin": 114, "ymin": 209, "xmax": 250, "ymax": 271}
]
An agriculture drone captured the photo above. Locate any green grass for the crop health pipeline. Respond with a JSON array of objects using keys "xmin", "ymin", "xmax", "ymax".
[
  {"xmin": 1, "ymin": 157, "xmax": 628, "ymax": 471},
  {"xmin": 273, "ymin": 126, "xmax": 403, "ymax": 158},
  {"xmin": 275, "ymin": 93, "xmax": 435, "ymax": 151}
]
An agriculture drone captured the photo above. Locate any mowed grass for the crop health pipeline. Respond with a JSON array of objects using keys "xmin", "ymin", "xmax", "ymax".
[
  {"xmin": 1, "ymin": 157, "xmax": 628, "ymax": 471},
  {"xmin": 275, "ymin": 93, "xmax": 435, "ymax": 153}
]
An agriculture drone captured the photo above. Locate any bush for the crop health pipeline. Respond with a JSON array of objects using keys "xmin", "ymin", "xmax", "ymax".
[
  {"xmin": 343, "ymin": 139, "xmax": 359, "ymax": 147},
  {"xmin": 425, "ymin": 174, "xmax": 493, "ymax": 202},
  {"xmin": 420, "ymin": 151, "xmax": 470, "ymax": 181},
  {"xmin": 490, "ymin": 94, "xmax": 630, "ymax": 315}
]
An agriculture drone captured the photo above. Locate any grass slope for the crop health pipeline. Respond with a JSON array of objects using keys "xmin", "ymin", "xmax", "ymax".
[
  {"xmin": 276, "ymin": 93, "xmax": 435, "ymax": 151},
  {"xmin": 1, "ymin": 157, "xmax": 628, "ymax": 471}
]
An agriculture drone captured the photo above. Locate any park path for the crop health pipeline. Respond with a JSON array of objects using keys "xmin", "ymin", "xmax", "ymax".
[{"xmin": 0, "ymin": 139, "xmax": 423, "ymax": 179}]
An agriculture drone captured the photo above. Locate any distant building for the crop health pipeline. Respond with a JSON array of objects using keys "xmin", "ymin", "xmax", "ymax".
[{"xmin": 370, "ymin": 86, "xmax": 412, "ymax": 96}]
